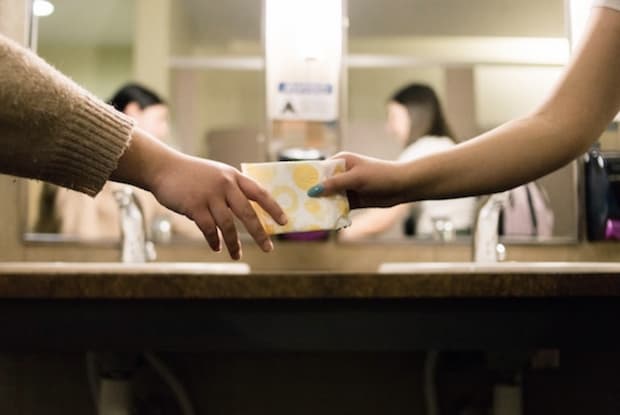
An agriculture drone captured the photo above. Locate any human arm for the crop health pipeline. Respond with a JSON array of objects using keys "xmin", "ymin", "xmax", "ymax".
[
  {"xmin": 0, "ymin": 33, "xmax": 286, "ymax": 259},
  {"xmin": 312, "ymin": 8, "xmax": 620, "ymax": 207},
  {"xmin": 0, "ymin": 33, "xmax": 133, "ymax": 195}
]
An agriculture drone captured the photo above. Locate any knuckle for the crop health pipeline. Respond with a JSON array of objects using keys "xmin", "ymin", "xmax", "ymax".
[
  {"xmin": 253, "ymin": 230, "xmax": 268, "ymax": 244},
  {"xmin": 219, "ymin": 178, "xmax": 233, "ymax": 190},
  {"xmin": 254, "ymin": 186, "xmax": 269, "ymax": 200},
  {"xmin": 247, "ymin": 219, "xmax": 266, "ymax": 235},
  {"xmin": 196, "ymin": 211, "xmax": 213, "ymax": 227},
  {"xmin": 241, "ymin": 207, "xmax": 257, "ymax": 222},
  {"xmin": 219, "ymin": 217, "xmax": 235, "ymax": 231},
  {"xmin": 216, "ymin": 172, "xmax": 236, "ymax": 188},
  {"xmin": 197, "ymin": 219, "xmax": 217, "ymax": 236}
]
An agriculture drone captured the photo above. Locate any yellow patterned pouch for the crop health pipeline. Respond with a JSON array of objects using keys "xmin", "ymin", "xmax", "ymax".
[{"xmin": 241, "ymin": 160, "xmax": 351, "ymax": 235}]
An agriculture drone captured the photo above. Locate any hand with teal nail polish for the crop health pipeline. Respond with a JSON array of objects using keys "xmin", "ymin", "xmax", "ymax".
[
  {"xmin": 307, "ymin": 152, "xmax": 409, "ymax": 209},
  {"xmin": 307, "ymin": 184, "xmax": 324, "ymax": 197}
]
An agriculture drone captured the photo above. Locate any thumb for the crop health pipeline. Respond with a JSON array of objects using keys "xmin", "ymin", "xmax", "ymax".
[{"xmin": 307, "ymin": 169, "xmax": 358, "ymax": 198}]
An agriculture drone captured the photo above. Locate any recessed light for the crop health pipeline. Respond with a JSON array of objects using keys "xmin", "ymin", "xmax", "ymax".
[{"xmin": 33, "ymin": 0, "xmax": 55, "ymax": 17}]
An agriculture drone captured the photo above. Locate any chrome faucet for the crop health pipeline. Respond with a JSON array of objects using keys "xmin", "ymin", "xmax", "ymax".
[
  {"xmin": 113, "ymin": 187, "xmax": 156, "ymax": 263},
  {"xmin": 472, "ymin": 192, "xmax": 509, "ymax": 262}
]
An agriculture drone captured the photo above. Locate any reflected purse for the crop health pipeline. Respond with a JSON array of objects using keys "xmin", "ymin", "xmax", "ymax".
[{"xmin": 583, "ymin": 147, "xmax": 620, "ymax": 240}]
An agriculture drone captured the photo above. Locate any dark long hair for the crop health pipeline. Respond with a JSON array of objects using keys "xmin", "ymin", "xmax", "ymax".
[
  {"xmin": 108, "ymin": 83, "xmax": 165, "ymax": 113},
  {"xmin": 390, "ymin": 83, "xmax": 455, "ymax": 145}
]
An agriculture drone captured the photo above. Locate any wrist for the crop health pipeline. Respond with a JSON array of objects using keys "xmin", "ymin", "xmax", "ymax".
[
  {"xmin": 398, "ymin": 158, "xmax": 431, "ymax": 203},
  {"xmin": 111, "ymin": 127, "xmax": 181, "ymax": 193}
]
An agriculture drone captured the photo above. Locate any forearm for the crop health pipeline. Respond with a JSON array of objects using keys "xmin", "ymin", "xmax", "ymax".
[
  {"xmin": 403, "ymin": 7, "xmax": 620, "ymax": 202},
  {"xmin": 0, "ymin": 33, "xmax": 133, "ymax": 196},
  {"xmin": 403, "ymin": 114, "xmax": 582, "ymax": 201}
]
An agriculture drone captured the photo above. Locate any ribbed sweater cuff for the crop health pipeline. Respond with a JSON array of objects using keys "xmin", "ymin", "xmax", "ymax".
[{"xmin": 42, "ymin": 94, "xmax": 135, "ymax": 197}]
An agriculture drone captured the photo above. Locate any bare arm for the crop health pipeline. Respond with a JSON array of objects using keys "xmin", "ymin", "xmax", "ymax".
[
  {"xmin": 409, "ymin": 7, "xmax": 620, "ymax": 199},
  {"xmin": 314, "ymin": 8, "xmax": 620, "ymax": 207},
  {"xmin": 0, "ymin": 33, "xmax": 286, "ymax": 259}
]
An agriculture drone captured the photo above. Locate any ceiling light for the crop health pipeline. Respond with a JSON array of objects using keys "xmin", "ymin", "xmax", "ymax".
[{"xmin": 33, "ymin": 0, "xmax": 55, "ymax": 17}]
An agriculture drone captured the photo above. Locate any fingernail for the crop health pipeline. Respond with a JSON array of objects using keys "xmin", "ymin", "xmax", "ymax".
[
  {"xmin": 278, "ymin": 213, "xmax": 288, "ymax": 225},
  {"xmin": 263, "ymin": 239, "xmax": 274, "ymax": 252},
  {"xmin": 307, "ymin": 184, "xmax": 324, "ymax": 197}
]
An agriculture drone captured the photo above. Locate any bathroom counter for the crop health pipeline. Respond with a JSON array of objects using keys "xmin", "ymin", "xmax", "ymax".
[
  {"xmin": 2, "ymin": 262, "xmax": 620, "ymax": 350},
  {"xmin": 0, "ymin": 261, "xmax": 619, "ymax": 299}
]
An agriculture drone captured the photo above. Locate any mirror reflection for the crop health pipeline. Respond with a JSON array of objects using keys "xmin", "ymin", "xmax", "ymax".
[
  {"xmin": 25, "ymin": 0, "xmax": 581, "ymax": 245},
  {"xmin": 342, "ymin": 84, "xmax": 477, "ymax": 242}
]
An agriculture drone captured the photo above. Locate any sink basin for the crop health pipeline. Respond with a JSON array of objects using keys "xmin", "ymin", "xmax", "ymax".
[
  {"xmin": 0, "ymin": 262, "xmax": 251, "ymax": 275},
  {"xmin": 378, "ymin": 262, "xmax": 620, "ymax": 274}
]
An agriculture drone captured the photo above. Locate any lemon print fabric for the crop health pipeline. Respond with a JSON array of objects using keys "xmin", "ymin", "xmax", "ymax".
[
  {"xmin": 272, "ymin": 186, "xmax": 299, "ymax": 214},
  {"xmin": 242, "ymin": 163, "xmax": 276, "ymax": 184},
  {"xmin": 241, "ymin": 159, "xmax": 351, "ymax": 235},
  {"xmin": 292, "ymin": 164, "xmax": 320, "ymax": 192}
]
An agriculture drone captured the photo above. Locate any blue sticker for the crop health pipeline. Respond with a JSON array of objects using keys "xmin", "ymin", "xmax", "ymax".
[{"xmin": 278, "ymin": 82, "xmax": 333, "ymax": 95}]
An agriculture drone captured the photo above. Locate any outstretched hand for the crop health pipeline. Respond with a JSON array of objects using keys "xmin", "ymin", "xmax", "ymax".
[
  {"xmin": 151, "ymin": 155, "xmax": 287, "ymax": 260},
  {"xmin": 112, "ymin": 128, "xmax": 287, "ymax": 260},
  {"xmin": 307, "ymin": 152, "xmax": 410, "ymax": 209}
]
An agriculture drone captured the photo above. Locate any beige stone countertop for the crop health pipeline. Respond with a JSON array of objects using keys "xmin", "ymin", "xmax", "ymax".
[{"xmin": 0, "ymin": 261, "xmax": 620, "ymax": 299}]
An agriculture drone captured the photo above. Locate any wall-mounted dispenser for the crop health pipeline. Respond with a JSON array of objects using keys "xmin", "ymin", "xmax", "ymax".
[{"xmin": 263, "ymin": 0, "xmax": 347, "ymax": 160}]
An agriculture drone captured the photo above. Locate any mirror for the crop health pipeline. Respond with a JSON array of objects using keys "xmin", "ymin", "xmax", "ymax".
[
  {"xmin": 24, "ymin": 0, "xmax": 583, "ymax": 245},
  {"xmin": 342, "ymin": 0, "xmax": 578, "ymax": 243}
]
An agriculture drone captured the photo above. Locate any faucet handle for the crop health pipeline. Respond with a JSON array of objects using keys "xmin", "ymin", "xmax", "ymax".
[
  {"xmin": 145, "ymin": 241, "xmax": 157, "ymax": 262},
  {"xmin": 113, "ymin": 187, "xmax": 157, "ymax": 263},
  {"xmin": 496, "ymin": 242, "xmax": 507, "ymax": 262},
  {"xmin": 112, "ymin": 186, "xmax": 133, "ymax": 208},
  {"xmin": 486, "ymin": 191, "xmax": 510, "ymax": 210},
  {"xmin": 473, "ymin": 192, "xmax": 509, "ymax": 263}
]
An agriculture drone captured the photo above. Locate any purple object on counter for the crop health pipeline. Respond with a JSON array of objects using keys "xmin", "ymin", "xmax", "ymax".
[
  {"xmin": 604, "ymin": 219, "xmax": 620, "ymax": 240},
  {"xmin": 279, "ymin": 230, "xmax": 330, "ymax": 241}
]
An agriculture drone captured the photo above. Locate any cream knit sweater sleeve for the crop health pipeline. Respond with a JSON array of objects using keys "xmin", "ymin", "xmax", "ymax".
[{"xmin": 0, "ymin": 33, "xmax": 135, "ymax": 196}]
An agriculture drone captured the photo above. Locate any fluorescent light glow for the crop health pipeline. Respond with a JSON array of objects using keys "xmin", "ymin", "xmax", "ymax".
[
  {"xmin": 265, "ymin": 0, "xmax": 342, "ymax": 62},
  {"xmin": 264, "ymin": 0, "xmax": 343, "ymax": 121},
  {"xmin": 567, "ymin": 0, "xmax": 590, "ymax": 51},
  {"xmin": 33, "ymin": 0, "xmax": 54, "ymax": 17}
]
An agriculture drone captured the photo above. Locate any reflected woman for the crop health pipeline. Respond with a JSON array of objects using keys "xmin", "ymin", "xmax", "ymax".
[
  {"xmin": 55, "ymin": 84, "xmax": 202, "ymax": 240},
  {"xmin": 340, "ymin": 83, "xmax": 476, "ymax": 241}
]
